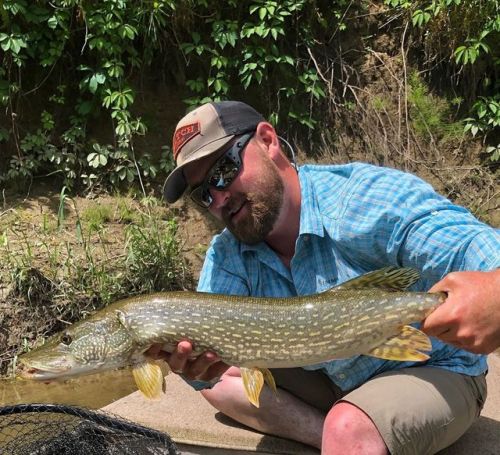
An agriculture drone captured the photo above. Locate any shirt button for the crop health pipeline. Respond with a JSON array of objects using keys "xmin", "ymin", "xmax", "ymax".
[
  {"xmin": 338, "ymin": 373, "xmax": 346, "ymax": 379},
  {"xmin": 303, "ymin": 235, "xmax": 309, "ymax": 242}
]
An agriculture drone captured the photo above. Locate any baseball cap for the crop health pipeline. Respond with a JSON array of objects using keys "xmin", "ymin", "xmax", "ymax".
[{"xmin": 163, "ymin": 101, "xmax": 265, "ymax": 203}]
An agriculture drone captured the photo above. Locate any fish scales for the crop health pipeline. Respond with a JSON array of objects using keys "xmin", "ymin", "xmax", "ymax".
[{"xmin": 102, "ymin": 288, "xmax": 439, "ymax": 367}]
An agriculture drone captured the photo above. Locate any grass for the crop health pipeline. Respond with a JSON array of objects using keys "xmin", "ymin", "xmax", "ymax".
[
  {"xmin": 115, "ymin": 196, "xmax": 138, "ymax": 223},
  {"xmin": 408, "ymin": 71, "xmax": 464, "ymax": 144},
  {"xmin": 0, "ymin": 193, "xmax": 193, "ymax": 377},
  {"xmin": 81, "ymin": 203, "xmax": 114, "ymax": 231},
  {"xmin": 370, "ymin": 95, "xmax": 389, "ymax": 112}
]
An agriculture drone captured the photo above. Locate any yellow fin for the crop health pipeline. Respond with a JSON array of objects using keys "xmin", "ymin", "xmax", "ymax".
[
  {"xmin": 367, "ymin": 325, "xmax": 432, "ymax": 361},
  {"xmin": 332, "ymin": 267, "xmax": 420, "ymax": 292},
  {"xmin": 240, "ymin": 367, "xmax": 276, "ymax": 408},
  {"xmin": 261, "ymin": 368, "xmax": 277, "ymax": 394},
  {"xmin": 132, "ymin": 360, "xmax": 165, "ymax": 399}
]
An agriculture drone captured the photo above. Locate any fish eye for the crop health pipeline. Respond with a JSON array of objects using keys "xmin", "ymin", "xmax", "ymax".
[{"xmin": 60, "ymin": 334, "xmax": 72, "ymax": 345}]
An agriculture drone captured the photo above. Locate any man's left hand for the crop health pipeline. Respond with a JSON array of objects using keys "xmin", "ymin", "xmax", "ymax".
[{"xmin": 421, "ymin": 269, "xmax": 500, "ymax": 354}]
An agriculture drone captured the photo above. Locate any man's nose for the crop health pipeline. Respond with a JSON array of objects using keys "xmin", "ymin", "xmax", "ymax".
[{"xmin": 209, "ymin": 187, "xmax": 230, "ymax": 211}]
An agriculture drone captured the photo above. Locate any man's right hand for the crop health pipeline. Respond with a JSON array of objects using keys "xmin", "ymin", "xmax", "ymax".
[{"xmin": 145, "ymin": 341, "xmax": 230, "ymax": 382}]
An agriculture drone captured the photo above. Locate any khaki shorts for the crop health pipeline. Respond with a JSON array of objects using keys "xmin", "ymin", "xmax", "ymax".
[{"xmin": 270, "ymin": 366, "xmax": 487, "ymax": 455}]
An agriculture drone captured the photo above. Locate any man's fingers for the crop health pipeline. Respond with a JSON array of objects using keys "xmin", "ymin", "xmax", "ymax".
[
  {"xmin": 421, "ymin": 310, "xmax": 446, "ymax": 337},
  {"xmin": 168, "ymin": 341, "xmax": 193, "ymax": 374},
  {"xmin": 184, "ymin": 351, "xmax": 221, "ymax": 380},
  {"xmin": 203, "ymin": 361, "xmax": 230, "ymax": 381},
  {"xmin": 428, "ymin": 282, "xmax": 447, "ymax": 294},
  {"xmin": 144, "ymin": 342, "xmax": 228, "ymax": 380},
  {"xmin": 144, "ymin": 344, "xmax": 165, "ymax": 360},
  {"xmin": 192, "ymin": 359, "xmax": 230, "ymax": 382}
]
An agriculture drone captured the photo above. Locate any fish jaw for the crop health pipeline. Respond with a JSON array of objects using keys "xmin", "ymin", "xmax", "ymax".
[
  {"xmin": 18, "ymin": 339, "xmax": 77, "ymax": 380},
  {"xmin": 20, "ymin": 360, "xmax": 85, "ymax": 381},
  {"xmin": 18, "ymin": 345, "xmax": 134, "ymax": 381}
]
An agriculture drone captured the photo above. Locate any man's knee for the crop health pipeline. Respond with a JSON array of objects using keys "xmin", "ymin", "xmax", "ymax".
[
  {"xmin": 324, "ymin": 402, "xmax": 366, "ymax": 435},
  {"xmin": 323, "ymin": 402, "xmax": 388, "ymax": 454}
]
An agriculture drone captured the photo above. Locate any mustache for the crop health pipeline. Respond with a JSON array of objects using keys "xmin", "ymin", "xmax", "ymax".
[{"xmin": 221, "ymin": 193, "xmax": 248, "ymax": 222}]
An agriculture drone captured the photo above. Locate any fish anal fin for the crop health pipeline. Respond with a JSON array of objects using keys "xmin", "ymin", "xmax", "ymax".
[
  {"xmin": 240, "ymin": 367, "xmax": 276, "ymax": 407},
  {"xmin": 367, "ymin": 325, "xmax": 432, "ymax": 361},
  {"xmin": 331, "ymin": 267, "xmax": 420, "ymax": 292},
  {"xmin": 132, "ymin": 360, "xmax": 165, "ymax": 399}
]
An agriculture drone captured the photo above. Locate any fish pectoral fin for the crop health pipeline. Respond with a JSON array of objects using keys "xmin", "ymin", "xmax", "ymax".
[
  {"xmin": 240, "ymin": 367, "xmax": 276, "ymax": 408},
  {"xmin": 330, "ymin": 267, "xmax": 420, "ymax": 292},
  {"xmin": 132, "ymin": 360, "xmax": 165, "ymax": 399},
  {"xmin": 367, "ymin": 325, "xmax": 432, "ymax": 361}
]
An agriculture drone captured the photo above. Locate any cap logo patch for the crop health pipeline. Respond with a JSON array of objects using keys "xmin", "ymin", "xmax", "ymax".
[{"xmin": 173, "ymin": 122, "xmax": 200, "ymax": 159}]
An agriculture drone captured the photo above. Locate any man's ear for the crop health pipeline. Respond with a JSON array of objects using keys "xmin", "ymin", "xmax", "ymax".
[{"xmin": 255, "ymin": 122, "xmax": 279, "ymax": 156}]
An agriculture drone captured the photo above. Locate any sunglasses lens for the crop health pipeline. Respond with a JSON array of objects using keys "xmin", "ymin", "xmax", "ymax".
[
  {"xmin": 190, "ymin": 185, "xmax": 212, "ymax": 207},
  {"xmin": 189, "ymin": 133, "xmax": 252, "ymax": 208},
  {"xmin": 207, "ymin": 156, "xmax": 240, "ymax": 189}
]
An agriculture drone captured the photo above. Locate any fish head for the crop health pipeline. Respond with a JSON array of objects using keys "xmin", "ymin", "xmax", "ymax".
[{"xmin": 18, "ymin": 310, "xmax": 136, "ymax": 381}]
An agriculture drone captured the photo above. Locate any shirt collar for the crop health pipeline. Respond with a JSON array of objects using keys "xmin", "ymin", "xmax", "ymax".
[{"xmin": 297, "ymin": 166, "xmax": 325, "ymax": 237}]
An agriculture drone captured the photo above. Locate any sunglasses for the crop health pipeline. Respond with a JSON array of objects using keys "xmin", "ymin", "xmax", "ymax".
[{"xmin": 189, "ymin": 132, "xmax": 254, "ymax": 208}]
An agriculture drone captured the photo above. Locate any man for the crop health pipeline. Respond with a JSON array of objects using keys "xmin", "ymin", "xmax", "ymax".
[{"xmin": 156, "ymin": 100, "xmax": 499, "ymax": 454}]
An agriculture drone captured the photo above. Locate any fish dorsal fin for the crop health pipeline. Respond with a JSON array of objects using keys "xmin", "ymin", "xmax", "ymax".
[
  {"xmin": 240, "ymin": 367, "xmax": 277, "ymax": 408},
  {"xmin": 367, "ymin": 325, "xmax": 432, "ymax": 361},
  {"xmin": 132, "ymin": 360, "xmax": 165, "ymax": 399},
  {"xmin": 331, "ymin": 267, "xmax": 420, "ymax": 292}
]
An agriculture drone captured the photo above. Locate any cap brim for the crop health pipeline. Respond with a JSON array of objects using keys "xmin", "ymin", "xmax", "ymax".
[{"xmin": 162, "ymin": 135, "xmax": 235, "ymax": 203}]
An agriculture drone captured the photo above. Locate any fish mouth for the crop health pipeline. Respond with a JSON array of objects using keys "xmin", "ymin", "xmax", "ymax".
[{"xmin": 17, "ymin": 362, "xmax": 72, "ymax": 380}]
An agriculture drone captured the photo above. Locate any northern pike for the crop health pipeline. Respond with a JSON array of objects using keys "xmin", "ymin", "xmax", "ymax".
[{"xmin": 19, "ymin": 267, "xmax": 445, "ymax": 407}]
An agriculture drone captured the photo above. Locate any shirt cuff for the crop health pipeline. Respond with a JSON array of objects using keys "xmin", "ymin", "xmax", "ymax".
[{"xmin": 180, "ymin": 375, "xmax": 221, "ymax": 391}]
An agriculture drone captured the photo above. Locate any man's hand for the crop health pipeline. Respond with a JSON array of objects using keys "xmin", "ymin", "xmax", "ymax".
[
  {"xmin": 421, "ymin": 269, "xmax": 500, "ymax": 354},
  {"xmin": 145, "ymin": 341, "xmax": 230, "ymax": 382}
]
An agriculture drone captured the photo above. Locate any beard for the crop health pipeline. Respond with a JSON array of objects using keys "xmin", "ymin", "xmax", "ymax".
[{"xmin": 221, "ymin": 156, "xmax": 284, "ymax": 245}]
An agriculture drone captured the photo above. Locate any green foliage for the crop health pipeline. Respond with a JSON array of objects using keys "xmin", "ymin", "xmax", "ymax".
[
  {"xmin": 385, "ymin": 0, "xmax": 499, "ymax": 159},
  {"xmin": 485, "ymin": 144, "xmax": 500, "ymax": 162},
  {"xmin": 2, "ymin": 0, "xmax": 496, "ymax": 178},
  {"xmin": 0, "ymin": 0, "xmax": 355, "ymax": 189},
  {"xmin": 453, "ymin": 33, "xmax": 491, "ymax": 66},
  {"xmin": 0, "ymin": 0, "xmax": 156, "ymax": 189},
  {"xmin": 463, "ymin": 95, "xmax": 500, "ymax": 143},
  {"xmin": 178, "ymin": 0, "xmax": 340, "ymax": 128},
  {"xmin": 81, "ymin": 143, "xmax": 157, "ymax": 192},
  {"xmin": 408, "ymin": 71, "xmax": 463, "ymax": 142},
  {"xmin": 370, "ymin": 95, "xmax": 389, "ymax": 112}
]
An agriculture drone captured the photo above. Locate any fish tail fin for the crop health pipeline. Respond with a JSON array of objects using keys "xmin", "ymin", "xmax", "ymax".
[
  {"xmin": 367, "ymin": 325, "xmax": 432, "ymax": 361},
  {"xmin": 240, "ymin": 367, "xmax": 276, "ymax": 408}
]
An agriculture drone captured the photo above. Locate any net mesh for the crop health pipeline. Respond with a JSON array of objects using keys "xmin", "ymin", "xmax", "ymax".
[{"xmin": 0, "ymin": 403, "xmax": 179, "ymax": 455}]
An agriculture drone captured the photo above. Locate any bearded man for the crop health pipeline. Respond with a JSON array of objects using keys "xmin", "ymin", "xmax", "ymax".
[{"xmin": 152, "ymin": 101, "xmax": 499, "ymax": 454}]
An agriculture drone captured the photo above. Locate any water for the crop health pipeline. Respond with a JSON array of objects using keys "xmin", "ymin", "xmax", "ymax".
[{"xmin": 0, "ymin": 368, "xmax": 143, "ymax": 408}]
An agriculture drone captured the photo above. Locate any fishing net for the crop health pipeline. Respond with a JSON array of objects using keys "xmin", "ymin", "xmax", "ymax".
[{"xmin": 0, "ymin": 403, "xmax": 180, "ymax": 455}]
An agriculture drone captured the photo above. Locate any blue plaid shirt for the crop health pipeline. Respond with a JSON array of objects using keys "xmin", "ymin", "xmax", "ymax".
[{"xmin": 196, "ymin": 163, "xmax": 498, "ymax": 391}]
